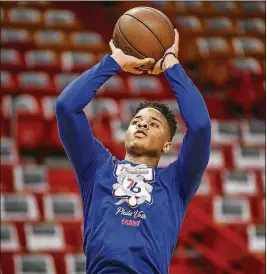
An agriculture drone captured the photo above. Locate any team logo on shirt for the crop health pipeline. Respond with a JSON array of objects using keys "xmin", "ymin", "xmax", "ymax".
[{"xmin": 112, "ymin": 164, "xmax": 155, "ymax": 208}]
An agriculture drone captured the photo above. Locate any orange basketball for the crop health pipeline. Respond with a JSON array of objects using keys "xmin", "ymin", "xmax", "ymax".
[{"xmin": 113, "ymin": 6, "xmax": 175, "ymax": 69}]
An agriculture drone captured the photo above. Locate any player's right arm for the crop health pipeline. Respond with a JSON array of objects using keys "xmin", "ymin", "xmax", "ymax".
[
  {"xmin": 56, "ymin": 56, "xmax": 121, "ymax": 185},
  {"xmin": 56, "ymin": 50, "xmax": 154, "ymax": 194}
]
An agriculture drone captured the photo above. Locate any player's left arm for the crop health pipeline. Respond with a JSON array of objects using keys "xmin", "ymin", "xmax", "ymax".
[
  {"xmin": 165, "ymin": 63, "xmax": 211, "ymax": 204},
  {"xmin": 149, "ymin": 29, "xmax": 211, "ymax": 204}
]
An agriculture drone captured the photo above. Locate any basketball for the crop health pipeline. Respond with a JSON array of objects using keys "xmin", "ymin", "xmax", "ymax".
[{"xmin": 113, "ymin": 6, "xmax": 175, "ymax": 69}]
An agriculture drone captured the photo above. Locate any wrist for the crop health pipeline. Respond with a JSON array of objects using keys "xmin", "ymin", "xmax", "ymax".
[
  {"xmin": 163, "ymin": 55, "xmax": 179, "ymax": 71},
  {"xmin": 111, "ymin": 52, "xmax": 124, "ymax": 68}
]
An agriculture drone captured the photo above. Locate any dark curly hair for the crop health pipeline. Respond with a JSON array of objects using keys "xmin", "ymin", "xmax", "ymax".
[{"xmin": 133, "ymin": 101, "xmax": 177, "ymax": 141}]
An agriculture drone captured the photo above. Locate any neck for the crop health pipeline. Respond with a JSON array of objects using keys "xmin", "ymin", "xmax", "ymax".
[{"xmin": 124, "ymin": 151, "xmax": 159, "ymax": 168}]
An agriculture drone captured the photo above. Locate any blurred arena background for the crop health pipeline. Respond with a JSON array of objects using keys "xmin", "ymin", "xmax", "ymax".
[{"xmin": 0, "ymin": 1, "xmax": 265, "ymax": 274}]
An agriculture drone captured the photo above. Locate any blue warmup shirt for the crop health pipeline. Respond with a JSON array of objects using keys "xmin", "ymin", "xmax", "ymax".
[{"xmin": 56, "ymin": 55, "xmax": 211, "ymax": 274}]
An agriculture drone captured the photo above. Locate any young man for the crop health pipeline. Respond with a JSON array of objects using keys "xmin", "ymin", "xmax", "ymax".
[{"xmin": 56, "ymin": 29, "xmax": 211, "ymax": 274}]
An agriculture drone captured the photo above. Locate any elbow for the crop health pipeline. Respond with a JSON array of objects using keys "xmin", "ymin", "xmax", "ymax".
[
  {"xmin": 55, "ymin": 97, "xmax": 69, "ymax": 116},
  {"xmin": 191, "ymin": 117, "xmax": 211, "ymax": 135}
]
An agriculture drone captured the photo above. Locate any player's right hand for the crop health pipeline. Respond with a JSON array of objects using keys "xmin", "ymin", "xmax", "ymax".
[{"xmin": 109, "ymin": 40, "xmax": 155, "ymax": 75}]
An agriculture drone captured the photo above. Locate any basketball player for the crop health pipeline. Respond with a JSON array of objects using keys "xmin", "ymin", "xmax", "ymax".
[{"xmin": 56, "ymin": 29, "xmax": 211, "ymax": 274}]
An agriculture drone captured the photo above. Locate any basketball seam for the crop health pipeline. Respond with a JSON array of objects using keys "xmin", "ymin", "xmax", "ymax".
[
  {"xmin": 140, "ymin": 6, "xmax": 174, "ymax": 41},
  {"xmin": 124, "ymin": 13, "xmax": 166, "ymax": 54},
  {"xmin": 118, "ymin": 19, "xmax": 147, "ymax": 58}
]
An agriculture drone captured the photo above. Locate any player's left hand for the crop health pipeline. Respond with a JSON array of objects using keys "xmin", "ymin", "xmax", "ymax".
[{"xmin": 148, "ymin": 29, "xmax": 179, "ymax": 75}]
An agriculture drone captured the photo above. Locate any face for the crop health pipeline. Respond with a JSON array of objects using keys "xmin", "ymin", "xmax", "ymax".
[{"xmin": 125, "ymin": 108, "xmax": 171, "ymax": 157}]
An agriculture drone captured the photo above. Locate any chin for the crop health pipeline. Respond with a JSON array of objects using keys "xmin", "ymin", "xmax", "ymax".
[{"xmin": 126, "ymin": 140, "xmax": 147, "ymax": 155}]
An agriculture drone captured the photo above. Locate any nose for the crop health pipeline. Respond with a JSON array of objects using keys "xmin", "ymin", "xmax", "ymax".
[{"xmin": 137, "ymin": 121, "xmax": 148, "ymax": 129}]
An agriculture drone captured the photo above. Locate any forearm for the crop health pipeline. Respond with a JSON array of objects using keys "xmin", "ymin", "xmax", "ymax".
[{"xmin": 56, "ymin": 54, "xmax": 121, "ymax": 114}]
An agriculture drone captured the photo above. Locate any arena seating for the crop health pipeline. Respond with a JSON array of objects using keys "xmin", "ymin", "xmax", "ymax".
[{"xmin": 1, "ymin": 1, "xmax": 265, "ymax": 274}]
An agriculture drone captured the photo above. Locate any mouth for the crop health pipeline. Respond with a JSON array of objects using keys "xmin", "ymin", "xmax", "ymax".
[{"xmin": 134, "ymin": 129, "xmax": 147, "ymax": 137}]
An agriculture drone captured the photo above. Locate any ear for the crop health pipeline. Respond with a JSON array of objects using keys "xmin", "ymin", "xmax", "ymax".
[{"xmin": 163, "ymin": 141, "xmax": 171, "ymax": 153}]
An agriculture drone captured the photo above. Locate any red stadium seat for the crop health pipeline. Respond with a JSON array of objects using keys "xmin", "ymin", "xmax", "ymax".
[
  {"xmin": 232, "ymin": 145, "xmax": 265, "ymax": 170},
  {"xmin": 98, "ymin": 75, "xmax": 126, "ymax": 95},
  {"xmin": 43, "ymin": 193, "xmax": 82, "ymax": 222},
  {"xmin": 47, "ymin": 167, "xmax": 78, "ymax": 193},
  {"xmin": 17, "ymin": 71, "xmax": 54, "ymax": 94},
  {"xmin": 1, "ymin": 137, "xmax": 19, "ymax": 165},
  {"xmin": 232, "ymin": 37, "xmax": 265, "ymax": 57},
  {"xmin": 195, "ymin": 172, "xmax": 216, "ymax": 196},
  {"xmin": 1, "ymin": 95, "xmax": 13, "ymax": 118},
  {"xmin": 207, "ymin": 146, "xmax": 225, "ymax": 170},
  {"xmin": 213, "ymin": 196, "xmax": 251, "ymax": 224},
  {"xmin": 209, "ymin": 1, "xmax": 240, "ymax": 15},
  {"xmin": 196, "ymin": 37, "xmax": 233, "ymax": 59},
  {"xmin": 62, "ymin": 222, "xmax": 83, "ymax": 252},
  {"xmin": 43, "ymin": 156, "xmax": 71, "ymax": 169},
  {"xmin": 240, "ymin": 1, "xmax": 266, "ymax": 16},
  {"xmin": 175, "ymin": 16, "xmax": 203, "ymax": 34},
  {"xmin": 1, "ymin": 71, "xmax": 18, "ymax": 94},
  {"xmin": 65, "ymin": 253, "xmax": 86, "ymax": 274},
  {"xmin": 14, "ymin": 94, "xmax": 41, "ymax": 115},
  {"xmin": 41, "ymin": 96, "xmax": 56, "ymax": 120},
  {"xmin": 13, "ymin": 254, "xmax": 56, "ymax": 274},
  {"xmin": 44, "ymin": 9, "xmax": 81, "ymax": 30},
  {"xmin": 247, "ymin": 224, "xmax": 265, "ymax": 253},
  {"xmin": 127, "ymin": 76, "xmax": 164, "ymax": 95},
  {"xmin": 14, "ymin": 95, "xmax": 45, "ymax": 149},
  {"xmin": 0, "ymin": 48, "xmax": 24, "ymax": 69},
  {"xmin": 222, "ymin": 170, "xmax": 257, "ymax": 196},
  {"xmin": 47, "ymin": 118, "xmax": 64, "ymax": 148},
  {"xmin": 25, "ymin": 50, "xmax": 60, "ymax": 71},
  {"xmin": 1, "ymin": 223, "xmax": 21, "ymax": 252},
  {"xmin": 240, "ymin": 120, "xmax": 265, "ymax": 146},
  {"xmin": 97, "ymin": 75, "xmax": 129, "ymax": 96},
  {"xmin": 13, "ymin": 165, "xmax": 48, "ymax": 193},
  {"xmin": 211, "ymin": 120, "xmax": 239, "ymax": 146},
  {"xmin": 24, "ymin": 223, "xmax": 65, "ymax": 252},
  {"xmin": 69, "ymin": 31, "xmax": 105, "ymax": 52},
  {"xmin": 1, "ymin": 163, "xmax": 15, "ymax": 192},
  {"xmin": 0, "ymin": 115, "xmax": 11, "ymax": 138},
  {"xmin": 1, "ymin": 28, "xmax": 33, "ymax": 48},
  {"xmin": 84, "ymin": 98, "xmax": 118, "ymax": 120},
  {"xmin": 203, "ymin": 17, "xmax": 235, "ymax": 35},
  {"xmin": 1, "ymin": 193, "xmax": 40, "ymax": 222},
  {"xmin": 175, "ymin": 1, "xmax": 205, "ymax": 14},
  {"xmin": 110, "ymin": 118, "xmax": 128, "ymax": 144},
  {"xmin": 236, "ymin": 19, "xmax": 265, "ymax": 36},
  {"xmin": 232, "ymin": 58, "xmax": 262, "ymax": 74},
  {"xmin": 61, "ymin": 51, "xmax": 95, "ymax": 72},
  {"xmin": 34, "ymin": 30, "xmax": 69, "ymax": 49},
  {"xmin": 7, "ymin": 7, "xmax": 43, "ymax": 28}
]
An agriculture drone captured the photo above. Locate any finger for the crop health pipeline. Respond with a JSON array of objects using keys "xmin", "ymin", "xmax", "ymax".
[
  {"xmin": 148, "ymin": 69, "xmax": 159, "ymax": 75},
  {"xmin": 129, "ymin": 68, "xmax": 144, "ymax": 74},
  {"xmin": 109, "ymin": 39, "xmax": 116, "ymax": 53},
  {"xmin": 148, "ymin": 59, "xmax": 161, "ymax": 75},
  {"xmin": 174, "ymin": 29, "xmax": 179, "ymax": 48},
  {"xmin": 136, "ymin": 58, "xmax": 155, "ymax": 67}
]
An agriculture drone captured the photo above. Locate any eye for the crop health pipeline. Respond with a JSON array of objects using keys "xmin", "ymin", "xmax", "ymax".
[
  {"xmin": 151, "ymin": 122, "xmax": 159, "ymax": 128},
  {"xmin": 132, "ymin": 120, "xmax": 138, "ymax": 125}
]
